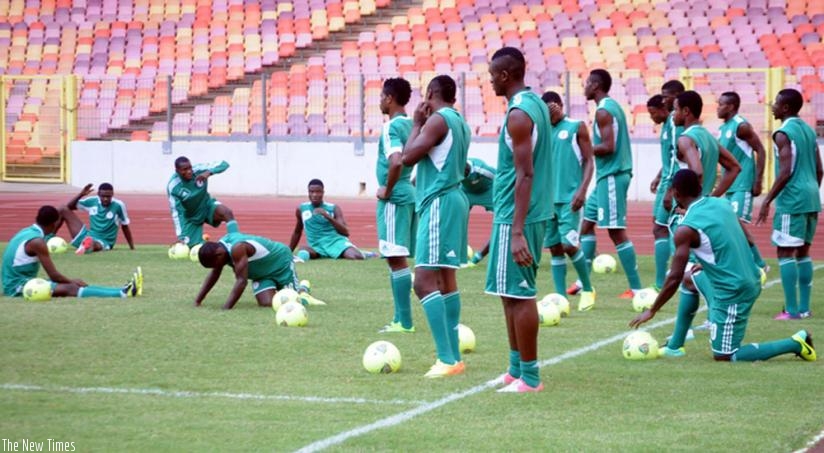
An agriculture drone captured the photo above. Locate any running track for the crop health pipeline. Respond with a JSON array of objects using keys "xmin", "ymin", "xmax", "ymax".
[{"xmin": 0, "ymin": 191, "xmax": 821, "ymax": 260}]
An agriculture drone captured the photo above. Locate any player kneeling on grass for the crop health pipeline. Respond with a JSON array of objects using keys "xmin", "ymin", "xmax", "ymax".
[
  {"xmin": 2, "ymin": 206, "xmax": 142, "ymax": 299},
  {"xmin": 629, "ymin": 170, "xmax": 815, "ymax": 362},
  {"xmin": 195, "ymin": 230, "xmax": 325, "ymax": 310}
]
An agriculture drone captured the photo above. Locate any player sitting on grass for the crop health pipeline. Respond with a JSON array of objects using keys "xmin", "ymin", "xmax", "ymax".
[
  {"xmin": 60, "ymin": 182, "xmax": 134, "ymax": 255},
  {"xmin": 2, "ymin": 206, "xmax": 142, "ymax": 298},
  {"xmin": 195, "ymin": 229, "xmax": 325, "ymax": 310},
  {"xmin": 630, "ymin": 169, "xmax": 815, "ymax": 362},
  {"xmin": 288, "ymin": 179, "xmax": 373, "ymax": 260}
]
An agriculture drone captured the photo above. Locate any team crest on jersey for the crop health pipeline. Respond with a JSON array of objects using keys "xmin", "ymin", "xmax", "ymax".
[
  {"xmin": 196, "ymin": 179, "xmax": 204, "ymax": 188},
  {"xmin": 252, "ymin": 281, "xmax": 259, "ymax": 290},
  {"xmin": 726, "ymin": 130, "xmax": 733, "ymax": 138},
  {"xmin": 106, "ymin": 211, "xmax": 114, "ymax": 219},
  {"xmin": 512, "ymin": 93, "xmax": 523, "ymax": 106},
  {"xmin": 180, "ymin": 189, "xmax": 190, "ymax": 199},
  {"xmin": 88, "ymin": 207, "xmax": 98, "ymax": 216},
  {"xmin": 301, "ymin": 210, "xmax": 312, "ymax": 222},
  {"xmin": 558, "ymin": 130, "xmax": 569, "ymax": 140}
]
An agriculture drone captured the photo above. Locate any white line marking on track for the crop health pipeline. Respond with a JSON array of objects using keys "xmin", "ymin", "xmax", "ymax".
[
  {"xmin": 296, "ymin": 266, "xmax": 822, "ymax": 452},
  {"xmin": 0, "ymin": 383, "xmax": 428, "ymax": 406}
]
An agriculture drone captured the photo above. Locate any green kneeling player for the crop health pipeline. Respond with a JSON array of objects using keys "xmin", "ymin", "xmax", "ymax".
[{"xmin": 60, "ymin": 182, "xmax": 134, "ymax": 255}]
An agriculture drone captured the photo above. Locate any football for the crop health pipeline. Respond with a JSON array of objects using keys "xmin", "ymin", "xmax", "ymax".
[
  {"xmin": 47, "ymin": 237, "xmax": 68, "ymax": 254},
  {"xmin": 537, "ymin": 299, "xmax": 561, "ymax": 327},
  {"xmin": 540, "ymin": 293, "xmax": 570, "ymax": 317},
  {"xmin": 275, "ymin": 301, "xmax": 308, "ymax": 327},
  {"xmin": 632, "ymin": 288, "xmax": 658, "ymax": 312},
  {"xmin": 272, "ymin": 288, "xmax": 300, "ymax": 312},
  {"xmin": 23, "ymin": 278, "xmax": 52, "ymax": 302},
  {"xmin": 362, "ymin": 340, "xmax": 402, "ymax": 374},
  {"xmin": 592, "ymin": 254, "xmax": 618, "ymax": 274},
  {"xmin": 189, "ymin": 243, "xmax": 202, "ymax": 263},
  {"xmin": 168, "ymin": 243, "xmax": 190, "ymax": 260},
  {"xmin": 458, "ymin": 323, "xmax": 476, "ymax": 353},
  {"xmin": 622, "ymin": 331, "xmax": 660, "ymax": 360}
]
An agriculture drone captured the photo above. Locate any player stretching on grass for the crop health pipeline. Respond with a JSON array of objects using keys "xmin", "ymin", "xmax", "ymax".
[
  {"xmin": 485, "ymin": 47, "xmax": 553, "ymax": 393},
  {"xmin": 631, "ymin": 169, "xmax": 816, "ymax": 363},
  {"xmin": 167, "ymin": 156, "xmax": 238, "ymax": 246},
  {"xmin": 2, "ymin": 206, "xmax": 141, "ymax": 299},
  {"xmin": 60, "ymin": 182, "xmax": 134, "ymax": 255},
  {"xmin": 402, "ymin": 74, "xmax": 471, "ymax": 378}
]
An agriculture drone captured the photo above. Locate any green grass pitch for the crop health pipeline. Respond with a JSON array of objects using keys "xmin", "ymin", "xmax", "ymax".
[{"xmin": 1, "ymin": 244, "xmax": 822, "ymax": 451}]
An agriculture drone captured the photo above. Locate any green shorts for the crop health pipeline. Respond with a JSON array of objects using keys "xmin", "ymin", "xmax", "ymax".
[
  {"xmin": 726, "ymin": 191, "xmax": 754, "ymax": 223},
  {"xmin": 377, "ymin": 200, "xmax": 416, "ymax": 258},
  {"xmin": 308, "ymin": 234, "xmax": 354, "ymax": 259},
  {"xmin": 70, "ymin": 225, "xmax": 112, "ymax": 250},
  {"xmin": 415, "ymin": 190, "xmax": 468, "ymax": 268},
  {"xmin": 543, "ymin": 203, "xmax": 581, "ymax": 248},
  {"xmin": 691, "ymin": 269, "xmax": 760, "ymax": 356},
  {"xmin": 583, "ymin": 172, "xmax": 630, "ymax": 228},
  {"xmin": 250, "ymin": 262, "xmax": 298, "ymax": 295},
  {"xmin": 485, "ymin": 221, "xmax": 547, "ymax": 299},
  {"xmin": 771, "ymin": 212, "xmax": 818, "ymax": 247},
  {"xmin": 178, "ymin": 199, "xmax": 221, "ymax": 246},
  {"xmin": 463, "ymin": 189, "xmax": 493, "ymax": 211},
  {"xmin": 653, "ymin": 180, "xmax": 672, "ymax": 226}
]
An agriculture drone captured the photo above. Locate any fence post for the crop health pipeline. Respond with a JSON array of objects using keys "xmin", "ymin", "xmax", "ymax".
[
  {"xmin": 258, "ymin": 72, "xmax": 267, "ymax": 155},
  {"xmin": 355, "ymin": 73, "xmax": 365, "ymax": 155},
  {"xmin": 163, "ymin": 74, "xmax": 172, "ymax": 154},
  {"xmin": 564, "ymin": 71, "xmax": 571, "ymax": 111}
]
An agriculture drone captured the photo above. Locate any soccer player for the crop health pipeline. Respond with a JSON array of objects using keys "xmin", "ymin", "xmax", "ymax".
[
  {"xmin": 59, "ymin": 182, "xmax": 134, "ymax": 255},
  {"xmin": 630, "ymin": 169, "xmax": 816, "ymax": 363},
  {"xmin": 716, "ymin": 91, "xmax": 768, "ymax": 271},
  {"xmin": 375, "ymin": 77, "xmax": 416, "ymax": 333},
  {"xmin": 195, "ymin": 229, "xmax": 325, "ymax": 310},
  {"xmin": 756, "ymin": 88, "xmax": 823, "ymax": 320},
  {"xmin": 401, "ymin": 74, "xmax": 471, "ymax": 378},
  {"xmin": 167, "ymin": 156, "xmax": 238, "ymax": 246},
  {"xmin": 540, "ymin": 91, "xmax": 595, "ymax": 311},
  {"xmin": 578, "ymin": 69, "xmax": 642, "ymax": 299},
  {"xmin": 461, "ymin": 157, "xmax": 495, "ymax": 265},
  {"xmin": 485, "ymin": 47, "xmax": 553, "ymax": 392},
  {"xmin": 289, "ymin": 179, "xmax": 367, "ymax": 260},
  {"xmin": 2, "ymin": 206, "xmax": 141, "ymax": 299}
]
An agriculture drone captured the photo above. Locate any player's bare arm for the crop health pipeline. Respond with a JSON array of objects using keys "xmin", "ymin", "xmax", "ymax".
[
  {"xmin": 68, "ymin": 183, "xmax": 94, "ymax": 210},
  {"xmin": 712, "ymin": 145, "xmax": 741, "ymax": 197},
  {"xmin": 195, "ymin": 170, "xmax": 212, "ymax": 184},
  {"xmin": 288, "ymin": 207, "xmax": 304, "ymax": 251},
  {"xmin": 592, "ymin": 109, "xmax": 615, "ymax": 157},
  {"xmin": 756, "ymin": 132, "xmax": 793, "ymax": 225},
  {"xmin": 377, "ymin": 146, "xmax": 403, "ymax": 200},
  {"xmin": 223, "ymin": 243, "xmax": 251, "ymax": 310},
  {"xmin": 677, "ymin": 136, "xmax": 704, "ymax": 183},
  {"xmin": 194, "ymin": 265, "xmax": 223, "ymax": 307},
  {"xmin": 401, "ymin": 103, "xmax": 448, "ymax": 166},
  {"xmin": 650, "ymin": 169, "xmax": 662, "ymax": 193},
  {"xmin": 737, "ymin": 121, "xmax": 766, "ymax": 196},
  {"xmin": 573, "ymin": 122, "xmax": 595, "ymax": 211},
  {"xmin": 122, "ymin": 224, "xmax": 135, "ymax": 250},
  {"xmin": 324, "ymin": 205, "xmax": 351, "ymax": 237},
  {"xmin": 28, "ymin": 238, "xmax": 86, "ymax": 287},
  {"xmin": 508, "ymin": 108, "xmax": 536, "ymax": 267}
]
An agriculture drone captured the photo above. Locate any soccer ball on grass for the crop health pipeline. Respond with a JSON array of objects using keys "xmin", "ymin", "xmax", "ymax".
[
  {"xmin": 622, "ymin": 331, "xmax": 659, "ymax": 360},
  {"xmin": 362, "ymin": 340, "xmax": 402, "ymax": 374}
]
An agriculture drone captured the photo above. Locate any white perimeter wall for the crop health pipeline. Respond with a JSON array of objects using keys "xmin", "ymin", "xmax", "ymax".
[{"xmin": 71, "ymin": 140, "xmax": 824, "ymax": 202}]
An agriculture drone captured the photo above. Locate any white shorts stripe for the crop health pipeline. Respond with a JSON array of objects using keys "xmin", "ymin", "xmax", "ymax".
[
  {"xmin": 496, "ymin": 224, "xmax": 509, "ymax": 294},
  {"xmin": 608, "ymin": 176, "xmax": 618, "ymax": 227}
]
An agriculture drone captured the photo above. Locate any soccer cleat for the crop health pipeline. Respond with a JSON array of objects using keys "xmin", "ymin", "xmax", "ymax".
[
  {"xmin": 75, "ymin": 236, "xmax": 93, "ymax": 255},
  {"xmin": 361, "ymin": 250, "xmax": 378, "ymax": 259},
  {"xmin": 566, "ymin": 281, "xmax": 582, "ymax": 296},
  {"xmin": 134, "ymin": 266, "xmax": 143, "ymax": 296},
  {"xmin": 773, "ymin": 311, "xmax": 801, "ymax": 321},
  {"xmin": 792, "ymin": 330, "xmax": 816, "ymax": 361},
  {"xmin": 658, "ymin": 346, "xmax": 686, "ymax": 358},
  {"xmin": 799, "ymin": 311, "xmax": 812, "ymax": 319},
  {"xmin": 378, "ymin": 322, "xmax": 415, "ymax": 333},
  {"xmin": 502, "ymin": 372, "xmax": 519, "ymax": 386},
  {"xmin": 618, "ymin": 289, "xmax": 635, "ymax": 299},
  {"xmin": 299, "ymin": 293, "xmax": 326, "ymax": 306},
  {"xmin": 496, "ymin": 378, "xmax": 544, "ymax": 393},
  {"xmin": 424, "ymin": 360, "xmax": 465, "ymax": 378},
  {"xmin": 122, "ymin": 275, "xmax": 138, "ymax": 298},
  {"xmin": 578, "ymin": 291, "xmax": 596, "ymax": 311}
]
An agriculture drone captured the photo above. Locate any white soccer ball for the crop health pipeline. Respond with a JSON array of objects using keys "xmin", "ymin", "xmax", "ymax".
[
  {"xmin": 592, "ymin": 254, "xmax": 617, "ymax": 274},
  {"xmin": 168, "ymin": 243, "xmax": 190, "ymax": 260},
  {"xmin": 632, "ymin": 288, "xmax": 658, "ymax": 312},
  {"xmin": 276, "ymin": 301, "xmax": 308, "ymax": 327},
  {"xmin": 458, "ymin": 323, "xmax": 476, "ymax": 353},
  {"xmin": 622, "ymin": 331, "xmax": 660, "ymax": 360},
  {"xmin": 23, "ymin": 278, "xmax": 52, "ymax": 302},
  {"xmin": 271, "ymin": 288, "xmax": 300, "ymax": 312},
  {"xmin": 537, "ymin": 299, "xmax": 561, "ymax": 327},
  {"xmin": 47, "ymin": 237, "xmax": 68, "ymax": 254},
  {"xmin": 362, "ymin": 340, "xmax": 402, "ymax": 374},
  {"xmin": 540, "ymin": 293, "xmax": 570, "ymax": 317},
  {"xmin": 189, "ymin": 243, "xmax": 202, "ymax": 263}
]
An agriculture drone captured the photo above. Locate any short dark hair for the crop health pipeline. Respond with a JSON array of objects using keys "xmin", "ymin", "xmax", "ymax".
[
  {"xmin": 720, "ymin": 91, "xmax": 741, "ymax": 110},
  {"xmin": 676, "ymin": 90, "xmax": 703, "ymax": 118},
  {"xmin": 429, "ymin": 75, "xmax": 457, "ymax": 103},
  {"xmin": 661, "ymin": 80, "xmax": 685, "ymax": 95},
  {"xmin": 541, "ymin": 91, "xmax": 562, "ymax": 105},
  {"xmin": 382, "ymin": 78, "xmax": 412, "ymax": 106},
  {"xmin": 491, "ymin": 47, "xmax": 526, "ymax": 80},
  {"xmin": 647, "ymin": 94, "xmax": 665, "ymax": 109},
  {"xmin": 36, "ymin": 205, "xmax": 59, "ymax": 227},
  {"xmin": 98, "ymin": 182, "xmax": 113, "ymax": 192},
  {"xmin": 308, "ymin": 178, "xmax": 324, "ymax": 188},
  {"xmin": 198, "ymin": 241, "xmax": 223, "ymax": 267},
  {"xmin": 589, "ymin": 69, "xmax": 612, "ymax": 93},
  {"xmin": 174, "ymin": 156, "xmax": 190, "ymax": 168},
  {"xmin": 777, "ymin": 88, "xmax": 804, "ymax": 115},
  {"xmin": 671, "ymin": 169, "xmax": 702, "ymax": 198}
]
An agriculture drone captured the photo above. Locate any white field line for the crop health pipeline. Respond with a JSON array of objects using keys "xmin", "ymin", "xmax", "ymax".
[
  {"xmin": 296, "ymin": 266, "xmax": 822, "ymax": 453},
  {"xmin": 794, "ymin": 425, "xmax": 824, "ymax": 453},
  {"xmin": 0, "ymin": 383, "xmax": 428, "ymax": 406}
]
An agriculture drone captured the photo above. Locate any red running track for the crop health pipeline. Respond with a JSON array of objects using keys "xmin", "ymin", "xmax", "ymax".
[{"xmin": 0, "ymin": 191, "xmax": 821, "ymax": 259}]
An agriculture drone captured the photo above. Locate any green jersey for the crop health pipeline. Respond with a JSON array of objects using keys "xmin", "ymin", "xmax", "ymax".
[
  {"xmin": 299, "ymin": 201, "xmax": 342, "ymax": 244},
  {"xmin": 462, "ymin": 157, "xmax": 495, "ymax": 194},
  {"xmin": 773, "ymin": 117, "xmax": 821, "ymax": 214},
  {"xmin": 679, "ymin": 197, "xmax": 760, "ymax": 304},
  {"xmin": 2, "ymin": 224, "xmax": 45, "ymax": 295},
  {"xmin": 218, "ymin": 232, "xmax": 294, "ymax": 283},
  {"xmin": 660, "ymin": 113, "xmax": 682, "ymax": 184},
  {"xmin": 77, "ymin": 196, "xmax": 130, "ymax": 247},
  {"xmin": 414, "ymin": 107, "xmax": 471, "ymax": 211},
  {"xmin": 678, "ymin": 125, "xmax": 720, "ymax": 195},
  {"xmin": 592, "ymin": 97, "xmax": 632, "ymax": 180},
  {"xmin": 551, "ymin": 116, "xmax": 584, "ymax": 203},
  {"xmin": 493, "ymin": 89, "xmax": 553, "ymax": 224},
  {"xmin": 167, "ymin": 160, "xmax": 229, "ymax": 225},
  {"xmin": 718, "ymin": 115, "xmax": 756, "ymax": 193},
  {"xmin": 377, "ymin": 114, "xmax": 415, "ymax": 205}
]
